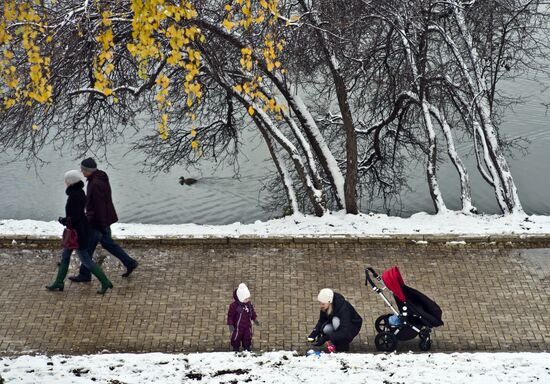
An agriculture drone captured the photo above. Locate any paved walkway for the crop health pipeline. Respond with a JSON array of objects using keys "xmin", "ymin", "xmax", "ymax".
[{"xmin": 0, "ymin": 239, "xmax": 549, "ymax": 355}]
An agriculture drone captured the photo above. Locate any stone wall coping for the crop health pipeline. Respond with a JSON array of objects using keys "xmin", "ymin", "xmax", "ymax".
[{"xmin": 2, "ymin": 233, "xmax": 550, "ymax": 245}]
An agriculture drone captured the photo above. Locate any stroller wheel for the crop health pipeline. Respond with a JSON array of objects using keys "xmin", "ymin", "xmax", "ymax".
[
  {"xmin": 374, "ymin": 331, "xmax": 397, "ymax": 352},
  {"xmin": 374, "ymin": 314, "xmax": 391, "ymax": 333},
  {"xmin": 419, "ymin": 327, "xmax": 432, "ymax": 351},
  {"xmin": 419, "ymin": 338, "xmax": 432, "ymax": 351}
]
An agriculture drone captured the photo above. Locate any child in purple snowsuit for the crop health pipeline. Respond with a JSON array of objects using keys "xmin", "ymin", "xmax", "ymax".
[{"xmin": 227, "ymin": 283, "xmax": 259, "ymax": 351}]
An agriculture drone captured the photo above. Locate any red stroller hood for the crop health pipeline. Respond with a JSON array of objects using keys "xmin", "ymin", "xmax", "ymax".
[{"xmin": 382, "ymin": 266, "xmax": 406, "ymax": 302}]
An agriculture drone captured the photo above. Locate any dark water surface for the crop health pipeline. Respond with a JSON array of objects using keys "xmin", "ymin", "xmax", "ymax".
[{"xmin": 0, "ymin": 78, "xmax": 548, "ymax": 224}]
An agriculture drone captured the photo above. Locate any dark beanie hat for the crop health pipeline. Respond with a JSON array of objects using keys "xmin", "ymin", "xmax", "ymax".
[{"xmin": 81, "ymin": 157, "xmax": 97, "ymax": 170}]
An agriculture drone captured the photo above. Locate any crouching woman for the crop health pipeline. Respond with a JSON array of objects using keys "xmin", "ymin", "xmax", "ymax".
[{"xmin": 307, "ymin": 288, "xmax": 363, "ymax": 352}]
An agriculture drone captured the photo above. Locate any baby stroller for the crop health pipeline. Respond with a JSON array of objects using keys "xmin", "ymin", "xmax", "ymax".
[{"xmin": 365, "ymin": 266, "xmax": 443, "ymax": 352}]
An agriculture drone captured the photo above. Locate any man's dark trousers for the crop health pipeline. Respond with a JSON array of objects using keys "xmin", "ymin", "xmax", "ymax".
[{"xmin": 78, "ymin": 227, "xmax": 137, "ymax": 279}]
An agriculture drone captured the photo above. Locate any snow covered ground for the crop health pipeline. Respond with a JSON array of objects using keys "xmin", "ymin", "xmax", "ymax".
[
  {"xmin": 1, "ymin": 211, "xmax": 550, "ymax": 239},
  {"xmin": 1, "ymin": 351, "xmax": 548, "ymax": 384}
]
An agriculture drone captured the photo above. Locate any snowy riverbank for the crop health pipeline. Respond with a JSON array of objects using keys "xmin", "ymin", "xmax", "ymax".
[
  {"xmin": 1, "ymin": 351, "xmax": 548, "ymax": 384},
  {"xmin": 1, "ymin": 211, "xmax": 550, "ymax": 239}
]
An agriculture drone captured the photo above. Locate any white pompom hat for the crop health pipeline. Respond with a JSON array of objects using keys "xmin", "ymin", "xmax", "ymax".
[
  {"xmin": 317, "ymin": 288, "xmax": 334, "ymax": 304},
  {"xmin": 236, "ymin": 283, "xmax": 251, "ymax": 302},
  {"xmin": 64, "ymin": 170, "xmax": 82, "ymax": 186}
]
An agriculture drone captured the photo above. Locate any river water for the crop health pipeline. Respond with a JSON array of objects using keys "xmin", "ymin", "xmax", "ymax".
[{"xmin": 0, "ymin": 78, "xmax": 548, "ymax": 224}]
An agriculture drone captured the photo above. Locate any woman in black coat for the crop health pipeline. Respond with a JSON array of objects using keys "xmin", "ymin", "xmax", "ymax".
[
  {"xmin": 307, "ymin": 288, "xmax": 363, "ymax": 352},
  {"xmin": 46, "ymin": 170, "xmax": 113, "ymax": 294}
]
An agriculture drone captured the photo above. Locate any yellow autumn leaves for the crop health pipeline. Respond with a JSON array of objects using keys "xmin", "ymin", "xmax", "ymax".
[
  {"xmin": 223, "ymin": 0, "xmax": 279, "ymax": 32},
  {"xmin": 68, "ymin": 0, "xmax": 203, "ymax": 148},
  {"xmin": 94, "ymin": 11, "xmax": 115, "ymax": 97},
  {"xmin": 1, "ymin": 1, "xmax": 52, "ymax": 111},
  {"xmin": 1, "ymin": 0, "xmax": 287, "ymax": 151},
  {"xmin": 155, "ymin": 73, "xmax": 170, "ymax": 140},
  {"xmin": 124, "ymin": 0, "xmax": 202, "ymax": 148},
  {"xmin": 223, "ymin": 0, "xmax": 279, "ymax": 31},
  {"xmin": 234, "ymin": 75, "xmax": 284, "ymax": 118},
  {"xmin": 0, "ymin": 0, "xmax": 204, "ymax": 148},
  {"xmin": 223, "ymin": 1, "xmax": 286, "ymax": 118}
]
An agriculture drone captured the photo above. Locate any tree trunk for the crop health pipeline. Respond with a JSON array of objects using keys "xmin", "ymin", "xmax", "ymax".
[
  {"xmin": 421, "ymin": 100, "xmax": 447, "ymax": 213},
  {"xmin": 283, "ymin": 91, "xmax": 347, "ymax": 211},
  {"xmin": 328, "ymin": 55, "xmax": 358, "ymax": 214},
  {"xmin": 427, "ymin": 103, "xmax": 476, "ymax": 213},
  {"xmin": 253, "ymin": 105, "xmax": 326, "ymax": 217},
  {"xmin": 451, "ymin": 2, "xmax": 523, "ymax": 214},
  {"xmin": 399, "ymin": 21, "xmax": 447, "ymax": 213},
  {"xmin": 299, "ymin": 0, "xmax": 357, "ymax": 213},
  {"xmin": 252, "ymin": 115, "xmax": 299, "ymax": 215}
]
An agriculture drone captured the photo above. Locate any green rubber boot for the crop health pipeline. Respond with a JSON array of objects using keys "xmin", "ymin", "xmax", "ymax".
[
  {"xmin": 46, "ymin": 258, "xmax": 70, "ymax": 292},
  {"xmin": 89, "ymin": 265, "xmax": 113, "ymax": 294}
]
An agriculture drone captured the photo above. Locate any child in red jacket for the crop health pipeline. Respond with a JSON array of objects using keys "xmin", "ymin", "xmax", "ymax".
[{"xmin": 227, "ymin": 283, "xmax": 259, "ymax": 351}]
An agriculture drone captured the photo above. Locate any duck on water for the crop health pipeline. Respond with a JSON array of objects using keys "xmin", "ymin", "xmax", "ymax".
[{"xmin": 179, "ymin": 177, "xmax": 197, "ymax": 185}]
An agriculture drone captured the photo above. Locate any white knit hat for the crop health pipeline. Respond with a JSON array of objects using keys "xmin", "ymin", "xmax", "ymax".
[
  {"xmin": 317, "ymin": 288, "xmax": 334, "ymax": 304},
  {"xmin": 236, "ymin": 283, "xmax": 251, "ymax": 302},
  {"xmin": 64, "ymin": 170, "xmax": 82, "ymax": 186}
]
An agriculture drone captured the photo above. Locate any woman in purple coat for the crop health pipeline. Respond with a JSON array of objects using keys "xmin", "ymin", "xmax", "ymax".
[{"xmin": 227, "ymin": 283, "xmax": 259, "ymax": 351}]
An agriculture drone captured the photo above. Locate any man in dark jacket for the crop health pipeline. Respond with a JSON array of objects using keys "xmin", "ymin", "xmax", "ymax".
[
  {"xmin": 307, "ymin": 288, "xmax": 363, "ymax": 352},
  {"xmin": 69, "ymin": 158, "xmax": 138, "ymax": 282}
]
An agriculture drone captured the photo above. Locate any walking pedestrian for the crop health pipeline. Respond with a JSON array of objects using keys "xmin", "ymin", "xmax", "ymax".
[
  {"xmin": 46, "ymin": 170, "xmax": 113, "ymax": 294},
  {"xmin": 68, "ymin": 158, "xmax": 138, "ymax": 282}
]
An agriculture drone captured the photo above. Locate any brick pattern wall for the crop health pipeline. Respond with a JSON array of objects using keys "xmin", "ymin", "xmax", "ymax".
[{"xmin": 0, "ymin": 239, "xmax": 548, "ymax": 354}]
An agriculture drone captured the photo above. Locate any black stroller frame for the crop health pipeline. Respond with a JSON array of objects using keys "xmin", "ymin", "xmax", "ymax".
[{"xmin": 365, "ymin": 267, "xmax": 443, "ymax": 352}]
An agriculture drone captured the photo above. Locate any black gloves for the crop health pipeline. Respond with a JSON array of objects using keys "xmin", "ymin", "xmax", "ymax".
[
  {"xmin": 307, "ymin": 329, "xmax": 319, "ymax": 343},
  {"xmin": 314, "ymin": 335, "xmax": 328, "ymax": 347},
  {"xmin": 253, "ymin": 319, "xmax": 261, "ymax": 326},
  {"xmin": 228, "ymin": 325, "xmax": 235, "ymax": 333},
  {"xmin": 58, "ymin": 217, "xmax": 67, "ymax": 226}
]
